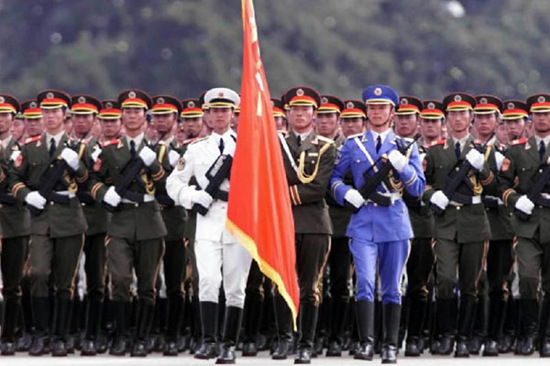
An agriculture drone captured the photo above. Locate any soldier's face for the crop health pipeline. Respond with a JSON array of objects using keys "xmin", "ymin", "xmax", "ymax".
[
  {"xmin": 182, "ymin": 117, "xmax": 203, "ymax": 137},
  {"xmin": 72, "ymin": 114, "xmax": 95, "ymax": 136},
  {"xmin": 288, "ymin": 105, "xmax": 316, "ymax": 133},
  {"xmin": 210, "ymin": 107, "xmax": 234, "ymax": 133},
  {"xmin": 340, "ymin": 117, "xmax": 365, "ymax": 137},
  {"xmin": 473, "ymin": 113, "xmax": 498, "ymax": 138},
  {"xmin": 420, "ymin": 118, "xmax": 442, "ymax": 139},
  {"xmin": 495, "ymin": 122, "xmax": 509, "ymax": 144},
  {"xmin": 0, "ymin": 112, "xmax": 14, "ymax": 134},
  {"xmin": 532, "ymin": 112, "xmax": 550, "ymax": 135},
  {"xmin": 367, "ymin": 104, "xmax": 393, "ymax": 127},
  {"xmin": 394, "ymin": 114, "xmax": 419, "ymax": 137},
  {"xmin": 100, "ymin": 118, "xmax": 122, "ymax": 139},
  {"xmin": 446, "ymin": 110, "xmax": 472, "ymax": 135},
  {"xmin": 154, "ymin": 113, "xmax": 177, "ymax": 133},
  {"xmin": 274, "ymin": 116, "xmax": 287, "ymax": 131},
  {"xmin": 42, "ymin": 107, "xmax": 65, "ymax": 133},
  {"xmin": 505, "ymin": 118, "xmax": 525, "ymax": 140},
  {"xmin": 25, "ymin": 118, "xmax": 44, "ymax": 137},
  {"xmin": 11, "ymin": 119, "xmax": 25, "ymax": 141},
  {"xmin": 316, "ymin": 112, "xmax": 339, "ymax": 137},
  {"xmin": 122, "ymin": 107, "xmax": 146, "ymax": 133}
]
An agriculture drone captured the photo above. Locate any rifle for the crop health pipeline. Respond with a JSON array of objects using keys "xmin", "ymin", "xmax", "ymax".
[
  {"xmin": 431, "ymin": 133, "xmax": 494, "ymax": 216},
  {"xmin": 346, "ymin": 134, "xmax": 420, "ymax": 212},
  {"xmin": 191, "ymin": 154, "xmax": 233, "ymax": 215},
  {"xmin": 103, "ymin": 132, "xmax": 167, "ymax": 213},
  {"xmin": 514, "ymin": 161, "xmax": 550, "ymax": 221}
]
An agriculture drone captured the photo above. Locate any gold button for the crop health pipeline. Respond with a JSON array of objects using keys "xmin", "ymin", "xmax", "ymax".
[
  {"xmin": 539, "ymin": 169, "xmax": 543, "ymax": 173},
  {"xmin": 455, "ymin": 167, "xmax": 459, "ymax": 171}
]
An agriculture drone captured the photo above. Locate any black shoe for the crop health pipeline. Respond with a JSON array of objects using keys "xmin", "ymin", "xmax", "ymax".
[
  {"xmin": 454, "ymin": 340, "xmax": 469, "ymax": 358},
  {"xmin": 66, "ymin": 335, "xmax": 76, "ymax": 354},
  {"xmin": 163, "ymin": 341, "xmax": 179, "ymax": 356},
  {"xmin": 242, "ymin": 341, "xmax": 258, "ymax": 356},
  {"xmin": 109, "ymin": 337, "xmax": 128, "ymax": 356},
  {"xmin": 468, "ymin": 336, "xmax": 482, "ymax": 355},
  {"xmin": 541, "ymin": 340, "xmax": 550, "ymax": 357},
  {"xmin": 482, "ymin": 340, "xmax": 499, "ymax": 356},
  {"xmin": 195, "ymin": 341, "xmax": 220, "ymax": 359},
  {"xmin": 216, "ymin": 345, "xmax": 237, "ymax": 364},
  {"xmin": 348, "ymin": 341, "xmax": 360, "ymax": 356},
  {"xmin": 405, "ymin": 340, "xmax": 421, "ymax": 356},
  {"xmin": 272, "ymin": 339, "xmax": 293, "ymax": 360},
  {"xmin": 497, "ymin": 334, "xmax": 513, "ymax": 353},
  {"xmin": 131, "ymin": 340, "xmax": 148, "ymax": 357},
  {"xmin": 95, "ymin": 334, "xmax": 109, "ymax": 354},
  {"xmin": 294, "ymin": 347, "xmax": 312, "ymax": 364},
  {"xmin": 80, "ymin": 339, "xmax": 97, "ymax": 356},
  {"xmin": 29, "ymin": 336, "xmax": 48, "ymax": 356},
  {"xmin": 177, "ymin": 336, "xmax": 188, "ymax": 353},
  {"xmin": 0, "ymin": 341, "xmax": 15, "ymax": 356},
  {"xmin": 518, "ymin": 336, "xmax": 535, "ymax": 355},
  {"xmin": 353, "ymin": 342, "xmax": 374, "ymax": 360},
  {"xmin": 15, "ymin": 333, "xmax": 33, "ymax": 352},
  {"xmin": 435, "ymin": 335, "xmax": 454, "ymax": 355},
  {"xmin": 325, "ymin": 340, "xmax": 342, "ymax": 357},
  {"xmin": 381, "ymin": 345, "xmax": 397, "ymax": 364},
  {"xmin": 51, "ymin": 340, "xmax": 68, "ymax": 357}
]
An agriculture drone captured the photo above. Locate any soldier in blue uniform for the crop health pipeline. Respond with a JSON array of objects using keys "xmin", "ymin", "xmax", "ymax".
[{"xmin": 330, "ymin": 85, "xmax": 425, "ymax": 363}]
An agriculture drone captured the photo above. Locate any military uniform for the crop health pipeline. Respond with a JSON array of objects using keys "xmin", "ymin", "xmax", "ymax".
[
  {"xmin": 0, "ymin": 95, "xmax": 31, "ymax": 354},
  {"xmin": 89, "ymin": 90, "xmax": 167, "ymax": 357},
  {"xmin": 422, "ymin": 92, "xmax": 496, "ymax": 357},
  {"xmin": 498, "ymin": 93, "xmax": 550, "ymax": 357},
  {"xmin": 9, "ymin": 90, "xmax": 88, "ymax": 356}
]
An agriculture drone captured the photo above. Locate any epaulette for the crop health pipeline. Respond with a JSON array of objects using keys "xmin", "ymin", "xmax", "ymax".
[
  {"xmin": 189, "ymin": 136, "xmax": 208, "ymax": 145},
  {"xmin": 101, "ymin": 139, "xmax": 119, "ymax": 148},
  {"xmin": 24, "ymin": 135, "xmax": 41, "ymax": 145},
  {"xmin": 429, "ymin": 138, "xmax": 446, "ymax": 148},
  {"xmin": 183, "ymin": 137, "xmax": 200, "ymax": 145},
  {"xmin": 346, "ymin": 133, "xmax": 362, "ymax": 140},
  {"xmin": 317, "ymin": 135, "xmax": 335, "ymax": 144},
  {"xmin": 510, "ymin": 138, "xmax": 528, "ymax": 146}
]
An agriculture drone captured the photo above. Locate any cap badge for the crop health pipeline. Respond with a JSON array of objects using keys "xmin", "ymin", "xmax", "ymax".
[
  {"xmin": 507, "ymin": 102, "xmax": 515, "ymax": 110},
  {"xmin": 538, "ymin": 96, "xmax": 546, "ymax": 103},
  {"xmin": 454, "ymin": 95, "xmax": 462, "ymax": 102},
  {"xmin": 347, "ymin": 102, "xmax": 354, "ymax": 109},
  {"xmin": 157, "ymin": 97, "xmax": 165, "ymax": 105},
  {"xmin": 296, "ymin": 88, "xmax": 304, "ymax": 97},
  {"xmin": 321, "ymin": 97, "xmax": 328, "ymax": 104},
  {"xmin": 0, "ymin": 97, "xmax": 4, "ymax": 104},
  {"xmin": 46, "ymin": 92, "xmax": 54, "ymax": 99},
  {"xmin": 479, "ymin": 97, "xmax": 488, "ymax": 105},
  {"xmin": 78, "ymin": 96, "xmax": 86, "ymax": 104},
  {"xmin": 30, "ymin": 102, "xmax": 37, "ymax": 108},
  {"xmin": 427, "ymin": 102, "xmax": 435, "ymax": 109},
  {"xmin": 106, "ymin": 102, "xmax": 114, "ymax": 109},
  {"xmin": 218, "ymin": 91, "xmax": 225, "ymax": 98},
  {"xmin": 188, "ymin": 101, "xmax": 195, "ymax": 108},
  {"xmin": 374, "ymin": 88, "xmax": 382, "ymax": 96},
  {"xmin": 128, "ymin": 91, "xmax": 136, "ymax": 99},
  {"xmin": 400, "ymin": 98, "xmax": 408, "ymax": 105}
]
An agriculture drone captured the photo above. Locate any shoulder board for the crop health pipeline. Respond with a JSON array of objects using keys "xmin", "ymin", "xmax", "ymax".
[
  {"xmin": 346, "ymin": 133, "xmax": 362, "ymax": 140},
  {"xmin": 189, "ymin": 136, "xmax": 208, "ymax": 145},
  {"xmin": 316, "ymin": 135, "xmax": 334, "ymax": 144},
  {"xmin": 429, "ymin": 138, "xmax": 446, "ymax": 148},
  {"xmin": 183, "ymin": 137, "xmax": 200, "ymax": 145},
  {"xmin": 510, "ymin": 138, "xmax": 528, "ymax": 146},
  {"xmin": 101, "ymin": 139, "xmax": 120, "ymax": 148},
  {"xmin": 24, "ymin": 135, "xmax": 41, "ymax": 145}
]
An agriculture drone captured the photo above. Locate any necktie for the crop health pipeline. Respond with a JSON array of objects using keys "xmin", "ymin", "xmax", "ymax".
[
  {"xmin": 130, "ymin": 140, "xmax": 136, "ymax": 157},
  {"xmin": 49, "ymin": 137, "xmax": 56, "ymax": 157},
  {"xmin": 296, "ymin": 135, "xmax": 302, "ymax": 147},
  {"xmin": 219, "ymin": 138, "xmax": 225, "ymax": 154},
  {"xmin": 455, "ymin": 141, "xmax": 461, "ymax": 160},
  {"xmin": 540, "ymin": 140, "xmax": 546, "ymax": 161},
  {"xmin": 376, "ymin": 136, "xmax": 382, "ymax": 153}
]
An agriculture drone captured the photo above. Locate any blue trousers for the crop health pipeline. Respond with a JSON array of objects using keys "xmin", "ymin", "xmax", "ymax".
[{"xmin": 350, "ymin": 238, "xmax": 410, "ymax": 304}]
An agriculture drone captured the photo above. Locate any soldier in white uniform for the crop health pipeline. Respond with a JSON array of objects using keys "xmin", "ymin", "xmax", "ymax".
[{"xmin": 166, "ymin": 87, "xmax": 252, "ymax": 364}]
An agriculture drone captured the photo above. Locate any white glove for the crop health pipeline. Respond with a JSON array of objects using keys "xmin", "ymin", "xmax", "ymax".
[
  {"xmin": 25, "ymin": 191, "xmax": 46, "ymax": 210},
  {"xmin": 344, "ymin": 189, "xmax": 365, "ymax": 209},
  {"xmin": 9, "ymin": 150, "xmax": 21, "ymax": 162},
  {"xmin": 465, "ymin": 149, "xmax": 485, "ymax": 171},
  {"xmin": 388, "ymin": 150, "xmax": 407, "ymax": 173},
  {"xmin": 169, "ymin": 150, "xmax": 180, "ymax": 167},
  {"xmin": 495, "ymin": 151, "xmax": 505, "ymax": 171},
  {"xmin": 139, "ymin": 146, "xmax": 156, "ymax": 167},
  {"xmin": 103, "ymin": 186, "xmax": 121, "ymax": 207},
  {"xmin": 194, "ymin": 190, "xmax": 213, "ymax": 208},
  {"xmin": 430, "ymin": 190, "xmax": 449, "ymax": 210},
  {"xmin": 61, "ymin": 148, "xmax": 80, "ymax": 170},
  {"xmin": 91, "ymin": 147, "xmax": 102, "ymax": 163},
  {"xmin": 515, "ymin": 195, "xmax": 534, "ymax": 215}
]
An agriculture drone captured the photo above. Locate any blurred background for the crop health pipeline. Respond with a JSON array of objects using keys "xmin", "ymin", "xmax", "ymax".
[{"xmin": 0, "ymin": 0, "xmax": 548, "ymax": 100}]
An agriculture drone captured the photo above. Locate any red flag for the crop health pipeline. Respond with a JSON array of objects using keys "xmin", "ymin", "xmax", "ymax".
[{"xmin": 226, "ymin": 0, "xmax": 299, "ymax": 328}]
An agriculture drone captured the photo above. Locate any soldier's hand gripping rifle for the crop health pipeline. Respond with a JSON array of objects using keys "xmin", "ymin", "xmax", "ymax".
[
  {"xmin": 431, "ymin": 133, "xmax": 494, "ymax": 216},
  {"xmin": 191, "ymin": 151, "xmax": 233, "ymax": 216},
  {"xmin": 514, "ymin": 160, "xmax": 550, "ymax": 221}
]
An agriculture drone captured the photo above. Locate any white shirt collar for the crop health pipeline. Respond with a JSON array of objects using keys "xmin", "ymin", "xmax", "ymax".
[
  {"xmin": 46, "ymin": 131, "xmax": 65, "ymax": 149},
  {"xmin": 535, "ymin": 134, "xmax": 550, "ymax": 148},
  {"xmin": 126, "ymin": 132, "xmax": 145, "ymax": 148},
  {"xmin": 452, "ymin": 134, "xmax": 470, "ymax": 150},
  {"xmin": 370, "ymin": 128, "xmax": 392, "ymax": 143}
]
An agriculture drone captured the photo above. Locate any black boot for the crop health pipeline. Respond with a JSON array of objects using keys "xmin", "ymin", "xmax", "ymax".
[
  {"xmin": 294, "ymin": 303, "xmax": 318, "ymax": 364},
  {"xmin": 164, "ymin": 295, "xmax": 184, "ymax": 356},
  {"xmin": 455, "ymin": 298, "xmax": 477, "ymax": 358},
  {"xmin": 539, "ymin": 295, "xmax": 550, "ymax": 357},
  {"xmin": 51, "ymin": 297, "xmax": 71, "ymax": 357},
  {"xmin": 131, "ymin": 300, "xmax": 155, "ymax": 357},
  {"xmin": 109, "ymin": 301, "xmax": 130, "ymax": 356},
  {"xmin": 194, "ymin": 301, "xmax": 220, "ymax": 359},
  {"xmin": 241, "ymin": 295, "xmax": 263, "ymax": 357},
  {"xmin": 272, "ymin": 294, "xmax": 293, "ymax": 360},
  {"xmin": 81, "ymin": 298, "xmax": 103, "ymax": 356},
  {"xmin": 483, "ymin": 295, "xmax": 505, "ymax": 356},
  {"xmin": 354, "ymin": 300, "xmax": 374, "ymax": 361},
  {"xmin": 381, "ymin": 303, "xmax": 400, "ymax": 364},
  {"xmin": 518, "ymin": 298, "xmax": 538, "ymax": 355},
  {"xmin": 1, "ymin": 298, "xmax": 21, "ymax": 355},
  {"xmin": 29, "ymin": 297, "xmax": 50, "ymax": 356},
  {"xmin": 326, "ymin": 299, "xmax": 348, "ymax": 357},
  {"xmin": 405, "ymin": 298, "xmax": 427, "ymax": 357},
  {"xmin": 216, "ymin": 306, "xmax": 244, "ymax": 364},
  {"xmin": 434, "ymin": 298, "xmax": 456, "ymax": 355}
]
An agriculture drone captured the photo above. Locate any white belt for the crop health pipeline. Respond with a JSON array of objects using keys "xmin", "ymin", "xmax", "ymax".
[
  {"xmin": 541, "ymin": 193, "xmax": 550, "ymax": 200},
  {"xmin": 484, "ymin": 195, "xmax": 504, "ymax": 205},
  {"xmin": 54, "ymin": 190, "xmax": 76, "ymax": 198},
  {"xmin": 450, "ymin": 195, "xmax": 481, "ymax": 206},
  {"xmin": 122, "ymin": 194, "xmax": 155, "ymax": 204}
]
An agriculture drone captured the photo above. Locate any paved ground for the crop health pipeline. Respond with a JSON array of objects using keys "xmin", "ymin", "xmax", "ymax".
[{"xmin": 0, "ymin": 352, "xmax": 547, "ymax": 365}]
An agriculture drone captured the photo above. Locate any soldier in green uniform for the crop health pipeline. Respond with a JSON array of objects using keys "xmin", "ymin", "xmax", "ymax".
[
  {"xmin": 273, "ymin": 86, "xmax": 336, "ymax": 364},
  {"xmin": 89, "ymin": 90, "xmax": 168, "ymax": 357},
  {"xmin": 9, "ymin": 90, "xmax": 89, "ymax": 357},
  {"xmin": 498, "ymin": 93, "xmax": 550, "ymax": 357},
  {"xmin": 0, "ymin": 95, "xmax": 31, "ymax": 355},
  {"xmin": 422, "ymin": 92, "xmax": 496, "ymax": 357}
]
